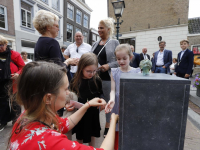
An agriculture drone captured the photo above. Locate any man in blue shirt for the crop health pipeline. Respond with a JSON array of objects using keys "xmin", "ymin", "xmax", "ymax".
[{"xmin": 152, "ymin": 41, "xmax": 172, "ymax": 74}]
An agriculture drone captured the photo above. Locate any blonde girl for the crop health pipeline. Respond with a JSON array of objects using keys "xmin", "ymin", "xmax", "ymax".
[{"xmin": 105, "ymin": 44, "xmax": 141, "ymax": 150}]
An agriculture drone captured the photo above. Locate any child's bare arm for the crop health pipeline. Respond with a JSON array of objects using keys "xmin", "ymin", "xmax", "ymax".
[
  {"xmin": 110, "ymin": 73, "xmax": 116, "ymax": 102},
  {"xmin": 105, "ymin": 73, "xmax": 115, "ymax": 113}
]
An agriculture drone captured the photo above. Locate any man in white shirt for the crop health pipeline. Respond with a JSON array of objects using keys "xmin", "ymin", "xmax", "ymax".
[
  {"xmin": 152, "ymin": 41, "xmax": 172, "ymax": 74},
  {"xmin": 64, "ymin": 31, "xmax": 92, "ymax": 77}
]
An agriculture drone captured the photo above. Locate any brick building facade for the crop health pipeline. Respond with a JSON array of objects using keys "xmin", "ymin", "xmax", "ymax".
[
  {"xmin": 0, "ymin": 0, "xmax": 16, "ymax": 50},
  {"xmin": 107, "ymin": 0, "xmax": 189, "ymax": 58}
]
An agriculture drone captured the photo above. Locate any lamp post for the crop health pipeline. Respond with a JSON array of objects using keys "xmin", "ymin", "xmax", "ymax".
[{"xmin": 111, "ymin": 0, "xmax": 125, "ymax": 40}]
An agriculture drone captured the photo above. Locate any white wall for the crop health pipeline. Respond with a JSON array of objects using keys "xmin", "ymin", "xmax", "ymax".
[{"xmin": 120, "ymin": 25, "xmax": 188, "ymax": 59}]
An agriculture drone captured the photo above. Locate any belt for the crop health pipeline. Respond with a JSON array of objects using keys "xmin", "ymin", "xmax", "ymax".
[{"xmin": 156, "ymin": 65, "xmax": 164, "ymax": 67}]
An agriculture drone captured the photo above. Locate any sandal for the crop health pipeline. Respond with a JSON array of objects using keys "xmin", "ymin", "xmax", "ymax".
[{"xmin": 103, "ymin": 128, "xmax": 109, "ymax": 138}]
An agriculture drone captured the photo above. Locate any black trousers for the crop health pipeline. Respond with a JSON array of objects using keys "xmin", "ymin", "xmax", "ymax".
[{"xmin": 0, "ymin": 80, "xmax": 21, "ymax": 124}]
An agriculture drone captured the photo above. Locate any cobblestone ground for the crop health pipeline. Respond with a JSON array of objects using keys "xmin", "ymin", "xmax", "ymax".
[{"xmin": 0, "ymin": 111, "xmax": 200, "ymax": 149}]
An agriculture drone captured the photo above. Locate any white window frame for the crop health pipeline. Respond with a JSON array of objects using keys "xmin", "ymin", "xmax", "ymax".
[
  {"xmin": 0, "ymin": 5, "xmax": 8, "ymax": 31},
  {"xmin": 83, "ymin": 31, "xmax": 88, "ymax": 43},
  {"xmin": 75, "ymin": 27, "xmax": 81, "ymax": 33},
  {"xmin": 92, "ymin": 34, "xmax": 97, "ymax": 41},
  {"xmin": 67, "ymin": 3, "xmax": 74, "ymax": 21},
  {"xmin": 52, "ymin": 0, "xmax": 60, "ymax": 11},
  {"xmin": 40, "ymin": 0, "xmax": 48, "ymax": 4},
  {"xmin": 67, "ymin": 24, "xmax": 73, "ymax": 42},
  {"xmin": 83, "ymin": 14, "xmax": 88, "ymax": 28},
  {"xmin": 76, "ymin": 9, "xmax": 82, "ymax": 25},
  {"xmin": 21, "ymin": 8, "xmax": 32, "ymax": 28}
]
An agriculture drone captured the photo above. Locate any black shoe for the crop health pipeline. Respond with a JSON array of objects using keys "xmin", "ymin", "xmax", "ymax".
[
  {"xmin": 103, "ymin": 128, "xmax": 109, "ymax": 138},
  {"xmin": 0, "ymin": 123, "xmax": 7, "ymax": 132}
]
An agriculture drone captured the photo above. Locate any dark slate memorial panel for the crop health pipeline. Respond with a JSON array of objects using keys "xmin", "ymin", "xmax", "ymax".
[{"xmin": 119, "ymin": 73, "xmax": 191, "ymax": 150}]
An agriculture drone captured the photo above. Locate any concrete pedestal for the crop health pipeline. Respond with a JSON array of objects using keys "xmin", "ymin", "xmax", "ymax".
[{"xmin": 119, "ymin": 73, "xmax": 191, "ymax": 150}]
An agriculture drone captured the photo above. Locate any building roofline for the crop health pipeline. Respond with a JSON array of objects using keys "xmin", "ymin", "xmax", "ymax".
[
  {"xmin": 71, "ymin": 0, "xmax": 93, "ymax": 13},
  {"xmin": 90, "ymin": 28, "xmax": 98, "ymax": 34},
  {"xmin": 120, "ymin": 24, "xmax": 188, "ymax": 35},
  {"xmin": 189, "ymin": 17, "xmax": 200, "ymax": 20}
]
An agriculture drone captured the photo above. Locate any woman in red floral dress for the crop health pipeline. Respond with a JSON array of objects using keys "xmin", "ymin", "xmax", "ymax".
[{"xmin": 8, "ymin": 62, "xmax": 118, "ymax": 150}]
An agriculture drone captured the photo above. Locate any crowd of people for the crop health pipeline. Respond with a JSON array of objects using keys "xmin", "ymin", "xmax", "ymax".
[
  {"xmin": 131, "ymin": 40, "xmax": 194, "ymax": 79},
  {"xmin": 0, "ymin": 9, "xmax": 195, "ymax": 150}
]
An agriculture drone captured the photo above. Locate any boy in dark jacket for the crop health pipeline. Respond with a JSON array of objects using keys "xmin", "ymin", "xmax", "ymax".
[{"xmin": 174, "ymin": 40, "xmax": 194, "ymax": 79}]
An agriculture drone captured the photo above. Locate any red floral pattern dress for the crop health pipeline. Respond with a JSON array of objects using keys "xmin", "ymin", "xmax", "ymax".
[{"xmin": 10, "ymin": 116, "xmax": 104, "ymax": 150}]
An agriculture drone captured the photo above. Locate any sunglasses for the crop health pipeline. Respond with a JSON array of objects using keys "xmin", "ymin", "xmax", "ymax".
[
  {"xmin": 76, "ymin": 47, "xmax": 78, "ymax": 53},
  {"xmin": 0, "ymin": 44, "xmax": 4, "ymax": 47}
]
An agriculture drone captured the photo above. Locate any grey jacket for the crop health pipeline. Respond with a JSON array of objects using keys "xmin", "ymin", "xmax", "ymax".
[{"xmin": 91, "ymin": 38, "xmax": 120, "ymax": 72}]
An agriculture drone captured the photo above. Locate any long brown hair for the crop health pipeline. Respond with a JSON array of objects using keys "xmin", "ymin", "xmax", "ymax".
[
  {"xmin": 8, "ymin": 61, "xmax": 67, "ymax": 148},
  {"xmin": 70, "ymin": 53, "xmax": 99, "ymax": 96}
]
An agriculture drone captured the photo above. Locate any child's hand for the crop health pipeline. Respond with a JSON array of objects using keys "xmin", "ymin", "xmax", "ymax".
[
  {"xmin": 89, "ymin": 98, "xmax": 107, "ymax": 107},
  {"xmin": 98, "ymin": 64, "xmax": 109, "ymax": 72},
  {"xmin": 185, "ymin": 74, "xmax": 190, "ymax": 78},
  {"xmin": 11, "ymin": 73, "xmax": 19, "ymax": 79},
  {"xmin": 98, "ymin": 105, "xmax": 106, "ymax": 111},
  {"xmin": 105, "ymin": 100, "xmax": 115, "ymax": 113},
  {"xmin": 110, "ymin": 113, "xmax": 119, "ymax": 123},
  {"xmin": 65, "ymin": 103, "xmax": 75, "ymax": 112}
]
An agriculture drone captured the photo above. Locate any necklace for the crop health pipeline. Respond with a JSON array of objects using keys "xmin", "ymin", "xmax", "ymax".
[{"xmin": 100, "ymin": 41, "xmax": 104, "ymax": 45}]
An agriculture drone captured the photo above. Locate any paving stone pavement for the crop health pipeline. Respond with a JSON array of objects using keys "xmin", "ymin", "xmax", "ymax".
[{"xmin": 0, "ymin": 111, "xmax": 200, "ymax": 150}]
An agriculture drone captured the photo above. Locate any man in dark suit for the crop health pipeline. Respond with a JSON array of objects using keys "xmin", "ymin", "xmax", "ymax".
[
  {"xmin": 174, "ymin": 40, "xmax": 194, "ymax": 79},
  {"xmin": 152, "ymin": 41, "xmax": 172, "ymax": 74},
  {"xmin": 130, "ymin": 45, "xmax": 140, "ymax": 68},
  {"xmin": 140, "ymin": 47, "xmax": 150, "ymax": 61}
]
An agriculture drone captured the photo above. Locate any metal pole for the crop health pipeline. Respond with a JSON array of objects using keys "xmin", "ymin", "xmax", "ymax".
[{"xmin": 116, "ymin": 17, "xmax": 120, "ymax": 40}]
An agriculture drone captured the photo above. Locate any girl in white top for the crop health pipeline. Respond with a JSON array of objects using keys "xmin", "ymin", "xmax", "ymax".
[
  {"xmin": 170, "ymin": 58, "xmax": 177, "ymax": 74},
  {"xmin": 105, "ymin": 44, "xmax": 140, "ymax": 150},
  {"xmin": 21, "ymin": 51, "xmax": 32, "ymax": 65}
]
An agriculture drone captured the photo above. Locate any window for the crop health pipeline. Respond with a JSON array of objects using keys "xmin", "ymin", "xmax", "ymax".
[
  {"xmin": 21, "ymin": 2, "xmax": 32, "ymax": 28},
  {"xmin": 27, "ymin": 53, "xmax": 34, "ymax": 60},
  {"xmin": 52, "ymin": 0, "xmax": 59, "ymax": 10},
  {"xmin": 92, "ymin": 34, "xmax": 97, "ymax": 45},
  {"xmin": 192, "ymin": 45, "xmax": 200, "ymax": 54},
  {"xmin": 0, "ymin": 5, "xmax": 8, "ymax": 30},
  {"xmin": 97, "ymin": 36, "xmax": 100, "ymax": 41},
  {"xmin": 119, "ymin": 38, "xmax": 135, "ymax": 47},
  {"xmin": 7, "ymin": 41, "xmax": 12, "ymax": 49},
  {"xmin": 76, "ymin": 9, "xmax": 82, "ymax": 25},
  {"xmin": 76, "ymin": 28, "xmax": 81, "ymax": 33},
  {"xmin": 67, "ymin": 3, "xmax": 74, "ymax": 20},
  {"xmin": 41, "ymin": 0, "xmax": 48, "ymax": 3},
  {"xmin": 56, "ymin": 20, "xmax": 60, "ymax": 38},
  {"xmin": 83, "ymin": 31, "xmax": 88, "ymax": 43},
  {"xmin": 67, "ymin": 24, "xmax": 73, "ymax": 42},
  {"xmin": 92, "ymin": 34, "xmax": 96, "ymax": 41},
  {"xmin": 21, "ymin": 9, "xmax": 31, "ymax": 28},
  {"xmin": 83, "ymin": 14, "xmax": 88, "ymax": 28}
]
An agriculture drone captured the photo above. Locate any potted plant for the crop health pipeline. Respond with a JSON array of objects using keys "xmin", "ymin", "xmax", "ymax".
[{"xmin": 193, "ymin": 74, "xmax": 200, "ymax": 97}]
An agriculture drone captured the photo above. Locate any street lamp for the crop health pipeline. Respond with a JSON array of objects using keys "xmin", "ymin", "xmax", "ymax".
[{"xmin": 111, "ymin": 0, "xmax": 125, "ymax": 40}]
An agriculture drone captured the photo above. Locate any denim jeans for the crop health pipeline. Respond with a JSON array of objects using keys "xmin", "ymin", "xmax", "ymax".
[{"xmin": 155, "ymin": 66, "xmax": 166, "ymax": 73}]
